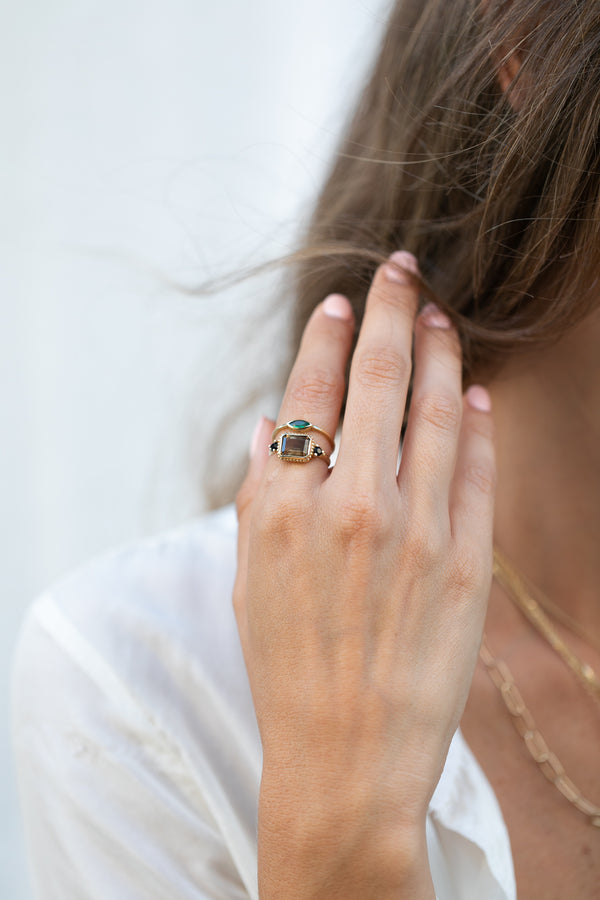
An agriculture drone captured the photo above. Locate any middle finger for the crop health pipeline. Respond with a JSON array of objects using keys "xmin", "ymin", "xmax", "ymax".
[{"xmin": 335, "ymin": 252, "xmax": 420, "ymax": 485}]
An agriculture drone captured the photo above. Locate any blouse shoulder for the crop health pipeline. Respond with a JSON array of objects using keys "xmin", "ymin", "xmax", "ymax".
[
  {"xmin": 12, "ymin": 504, "xmax": 262, "ymax": 899},
  {"xmin": 14, "ymin": 502, "xmax": 254, "ymax": 759},
  {"xmin": 15, "ymin": 503, "xmax": 242, "ymax": 681}
]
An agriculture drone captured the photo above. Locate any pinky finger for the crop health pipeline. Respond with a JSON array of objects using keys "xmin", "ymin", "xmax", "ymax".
[{"xmin": 449, "ymin": 386, "xmax": 497, "ymax": 551}]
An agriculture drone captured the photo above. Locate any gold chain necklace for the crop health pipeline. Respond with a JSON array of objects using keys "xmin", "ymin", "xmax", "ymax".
[
  {"xmin": 492, "ymin": 547, "xmax": 600, "ymax": 706},
  {"xmin": 479, "ymin": 546, "xmax": 600, "ymax": 827},
  {"xmin": 479, "ymin": 635, "xmax": 600, "ymax": 827},
  {"xmin": 525, "ymin": 586, "xmax": 600, "ymax": 656}
]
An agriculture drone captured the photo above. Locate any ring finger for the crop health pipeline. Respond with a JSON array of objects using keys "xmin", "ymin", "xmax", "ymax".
[
  {"xmin": 396, "ymin": 302, "xmax": 463, "ymax": 523},
  {"xmin": 267, "ymin": 292, "xmax": 355, "ymax": 484}
]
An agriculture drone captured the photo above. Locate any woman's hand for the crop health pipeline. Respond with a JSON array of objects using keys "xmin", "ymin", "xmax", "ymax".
[{"xmin": 233, "ymin": 253, "xmax": 496, "ymax": 899}]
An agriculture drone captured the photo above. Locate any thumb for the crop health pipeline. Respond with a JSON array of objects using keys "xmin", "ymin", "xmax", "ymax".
[
  {"xmin": 233, "ymin": 415, "xmax": 275, "ymax": 625},
  {"xmin": 236, "ymin": 415, "xmax": 274, "ymax": 526}
]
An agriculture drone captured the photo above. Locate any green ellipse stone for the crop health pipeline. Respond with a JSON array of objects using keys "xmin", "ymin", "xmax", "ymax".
[{"xmin": 289, "ymin": 419, "xmax": 310, "ymax": 429}]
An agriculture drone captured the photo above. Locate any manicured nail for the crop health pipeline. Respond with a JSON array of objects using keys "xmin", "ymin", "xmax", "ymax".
[
  {"xmin": 420, "ymin": 302, "xmax": 452, "ymax": 329},
  {"xmin": 384, "ymin": 250, "xmax": 419, "ymax": 285},
  {"xmin": 467, "ymin": 385, "xmax": 492, "ymax": 412},
  {"xmin": 391, "ymin": 250, "xmax": 419, "ymax": 274},
  {"xmin": 250, "ymin": 416, "xmax": 266, "ymax": 457},
  {"xmin": 323, "ymin": 293, "xmax": 353, "ymax": 320}
]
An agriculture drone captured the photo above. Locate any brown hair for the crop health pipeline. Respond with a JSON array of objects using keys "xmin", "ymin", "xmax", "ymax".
[
  {"xmin": 201, "ymin": 0, "xmax": 600, "ymax": 508},
  {"xmin": 290, "ymin": 0, "xmax": 600, "ymax": 385}
]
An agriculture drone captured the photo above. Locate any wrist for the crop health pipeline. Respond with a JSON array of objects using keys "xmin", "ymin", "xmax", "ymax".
[{"xmin": 258, "ymin": 775, "xmax": 435, "ymax": 899}]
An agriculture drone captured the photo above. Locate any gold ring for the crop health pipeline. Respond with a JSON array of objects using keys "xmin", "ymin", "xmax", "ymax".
[
  {"xmin": 271, "ymin": 419, "xmax": 335, "ymax": 453},
  {"xmin": 269, "ymin": 434, "xmax": 331, "ymax": 465}
]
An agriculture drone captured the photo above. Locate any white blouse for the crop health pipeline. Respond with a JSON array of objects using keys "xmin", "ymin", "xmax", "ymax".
[{"xmin": 12, "ymin": 504, "xmax": 516, "ymax": 899}]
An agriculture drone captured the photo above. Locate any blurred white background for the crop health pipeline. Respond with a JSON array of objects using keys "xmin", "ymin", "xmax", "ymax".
[{"xmin": 1, "ymin": 0, "xmax": 389, "ymax": 895}]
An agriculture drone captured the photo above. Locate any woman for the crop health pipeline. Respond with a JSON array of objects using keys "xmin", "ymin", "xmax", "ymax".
[{"xmin": 12, "ymin": 0, "xmax": 600, "ymax": 897}]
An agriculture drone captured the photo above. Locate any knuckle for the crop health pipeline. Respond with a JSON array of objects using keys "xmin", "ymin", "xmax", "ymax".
[
  {"xmin": 333, "ymin": 494, "xmax": 392, "ymax": 543},
  {"xmin": 463, "ymin": 460, "xmax": 497, "ymax": 496},
  {"xmin": 403, "ymin": 521, "xmax": 446, "ymax": 571},
  {"xmin": 354, "ymin": 347, "xmax": 411, "ymax": 390},
  {"xmin": 289, "ymin": 367, "xmax": 339, "ymax": 408},
  {"xmin": 254, "ymin": 489, "xmax": 310, "ymax": 541},
  {"xmin": 450, "ymin": 550, "xmax": 484, "ymax": 596},
  {"xmin": 413, "ymin": 390, "xmax": 461, "ymax": 434}
]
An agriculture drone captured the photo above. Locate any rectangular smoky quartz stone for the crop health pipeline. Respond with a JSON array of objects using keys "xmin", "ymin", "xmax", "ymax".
[{"xmin": 280, "ymin": 433, "xmax": 311, "ymax": 459}]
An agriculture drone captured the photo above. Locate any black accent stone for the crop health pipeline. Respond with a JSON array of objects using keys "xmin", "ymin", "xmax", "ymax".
[
  {"xmin": 314, "ymin": 446, "xmax": 323, "ymax": 456},
  {"xmin": 269, "ymin": 442, "xmax": 278, "ymax": 452}
]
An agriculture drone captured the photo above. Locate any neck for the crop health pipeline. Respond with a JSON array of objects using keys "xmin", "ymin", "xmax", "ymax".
[{"xmin": 487, "ymin": 306, "xmax": 600, "ymax": 639}]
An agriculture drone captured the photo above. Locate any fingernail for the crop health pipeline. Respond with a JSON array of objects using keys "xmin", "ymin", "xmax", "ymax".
[
  {"xmin": 467, "ymin": 385, "xmax": 492, "ymax": 412},
  {"xmin": 323, "ymin": 293, "xmax": 353, "ymax": 320},
  {"xmin": 391, "ymin": 250, "xmax": 419, "ymax": 274},
  {"xmin": 384, "ymin": 250, "xmax": 419, "ymax": 285},
  {"xmin": 250, "ymin": 416, "xmax": 266, "ymax": 458},
  {"xmin": 420, "ymin": 302, "xmax": 452, "ymax": 329}
]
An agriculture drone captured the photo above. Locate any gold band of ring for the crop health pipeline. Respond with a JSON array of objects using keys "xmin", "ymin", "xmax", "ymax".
[
  {"xmin": 269, "ymin": 434, "xmax": 331, "ymax": 465},
  {"xmin": 271, "ymin": 419, "xmax": 335, "ymax": 453}
]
